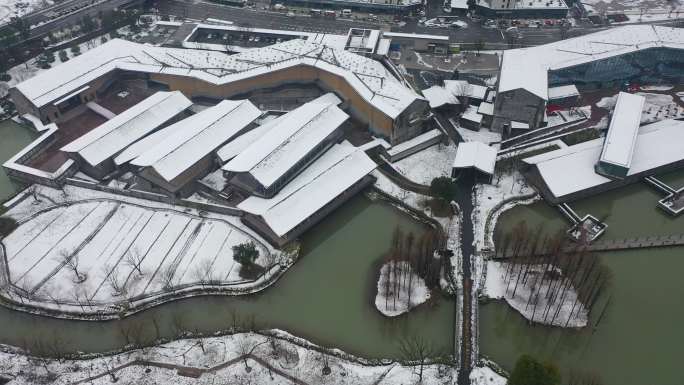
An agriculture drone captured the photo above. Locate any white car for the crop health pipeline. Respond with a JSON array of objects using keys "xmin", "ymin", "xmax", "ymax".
[{"xmin": 286, "ymin": 11, "xmax": 295, "ymax": 17}]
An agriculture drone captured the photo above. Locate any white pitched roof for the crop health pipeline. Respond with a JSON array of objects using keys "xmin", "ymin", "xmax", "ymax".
[
  {"xmin": 130, "ymin": 99, "xmax": 262, "ymax": 181},
  {"xmin": 61, "ymin": 91, "xmax": 191, "ymax": 167},
  {"xmin": 548, "ymin": 84, "xmax": 579, "ymax": 100},
  {"xmin": 498, "ymin": 26, "xmax": 684, "ymax": 100},
  {"xmin": 453, "ymin": 141, "xmax": 496, "ymax": 174},
  {"xmin": 422, "ymin": 80, "xmax": 488, "ymax": 109},
  {"xmin": 524, "ymin": 119, "xmax": 684, "ymax": 198},
  {"xmin": 15, "ymin": 38, "xmax": 421, "ymax": 119},
  {"xmin": 599, "ymin": 92, "xmax": 645, "ymax": 169},
  {"xmin": 216, "ymin": 115, "xmax": 281, "ymax": 163},
  {"xmin": 223, "ymin": 95, "xmax": 348, "ymax": 188},
  {"xmin": 238, "ymin": 142, "xmax": 376, "ymax": 236}
]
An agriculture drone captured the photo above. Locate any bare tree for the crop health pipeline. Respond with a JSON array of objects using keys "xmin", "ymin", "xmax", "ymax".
[
  {"xmin": 156, "ymin": 265, "xmax": 176, "ymax": 292},
  {"xmin": 452, "ymin": 82, "xmax": 473, "ymax": 109},
  {"xmin": 104, "ymin": 264, "xmax": 127, "ymax": 297},
  {"xmin": 192, "ymin": 259, "xmax": 215, "ymax": 286},
  {"xmin": 124, "ymin": 247, "xmax": 144, "ymax": 276},
  {"xmin": 398, "ymin": 334, "xmax": 436, "ymax": 383},
  {"xmin": 58, "ymin": 249, "xmax": 87, "ymax": 283}
]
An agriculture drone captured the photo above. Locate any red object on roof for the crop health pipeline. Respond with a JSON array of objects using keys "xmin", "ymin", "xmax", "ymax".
[{"xmin": 546, "ymin": 104, "xmax": 562, "ymax": 113}]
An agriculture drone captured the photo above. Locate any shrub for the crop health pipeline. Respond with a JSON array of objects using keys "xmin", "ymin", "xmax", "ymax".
[
  {"xmin": 430, "ymin": 176, "xmax": 457, "ymax": 203},
  {"xmin": 0, "ymin": 217, "xmax": 18, "ymax": 237},
  {"xmin": 0, "ymin": 73, "xmax": 10, "ymax": 82},
  {"xmin": 509, "ymin": 355, "xmax": 561, "ymax": 385}
]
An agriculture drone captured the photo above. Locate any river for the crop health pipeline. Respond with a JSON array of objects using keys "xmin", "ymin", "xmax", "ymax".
[
  {"xmin": 480, "ymin": 169, "xmax": 684, "ymax": 385},
  {"xmin": 0, "ymin": 119, "xmax": 37, "ymax": 202}
]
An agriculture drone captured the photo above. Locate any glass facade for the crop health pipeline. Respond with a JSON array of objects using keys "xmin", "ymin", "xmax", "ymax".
[{"xmin": 548, "ymin": 47, "xmax": 684, "ymax": 90}]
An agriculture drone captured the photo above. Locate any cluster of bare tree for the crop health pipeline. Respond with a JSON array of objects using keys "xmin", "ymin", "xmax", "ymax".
[
  {"xmin": 379, "ymin": 227, "xmax": 442, "ymax": 313},
  {"xmin": 495, "ymin": 221, "xmax": 612, "ymax": 327}
]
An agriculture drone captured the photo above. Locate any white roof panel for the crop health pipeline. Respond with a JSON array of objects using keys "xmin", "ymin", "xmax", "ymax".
[
  {"xmin": 61, "ymin": 91, "xmax": 191, "ymax": 167},
  {"xmin": 222, "ymin": 94, "xmax": 348, "ymax": 188},
  {"xmin": 525, "ymin": 119, "xmax": 684, "ymax": 198},
  {"xmin": 238, "ymin": 142, "xmax": 376, "ymax": 236},
  {"xmin": 131, "ymin": 99, "xmax": 262, "ymax": 181},
  {"xmin": 453, "ymin": 141, "xmax": 496, "ymax": 174},
  {"xmin": 498, "ymin": 25, "xmax": 684, "ymax": 100},
  {"xmin": 216, "ymin": 115, "xmax": 282, "ymax": 163},
  {"xmin": 548, "ymin": 84, "xmax": 579, "ymax": 100},
  {"xmin": 599, "ymin": 92, "xmax": 645, "ymax": 168},
  {"xmin": 14, "ymin": 38, "xmax": 420, "ymax": 119}
]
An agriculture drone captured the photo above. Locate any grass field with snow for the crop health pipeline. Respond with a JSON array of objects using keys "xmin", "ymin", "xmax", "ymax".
[{"xmin": 1, "ymin": 185, "xmax": 272, "ymax": 310}]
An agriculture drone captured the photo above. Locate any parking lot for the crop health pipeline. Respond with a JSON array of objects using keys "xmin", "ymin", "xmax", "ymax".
[{"xmin": 189, "ymin": 27, "xmax": 303, "ymax": 48}]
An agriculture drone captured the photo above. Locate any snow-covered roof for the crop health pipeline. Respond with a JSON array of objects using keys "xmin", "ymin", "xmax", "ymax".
[
  {"xmin": 130, "ymin": 99, "xmax": 262, "ymax": 182},
  {"xmin": 422, "ymin": 81, "xmax": 488, "ymax": 109},
  {"xmin": 548, "ymin": 84, "xmax": 579, "ymax": 100},
  {"xmin": 387, "ymin": 128, "xmax": 442, "ymax": 157},
  {"xmin": 216, "ymin": 115, "xmax": 282, "ymax": 163},
  {"xmin": 238, "ymin": 142, "xmax": 376, "ymax": 236},
  {"xmin": 15, "ymin": 38, "xmax": 420, "ymax": 119},
  {"xmin": 511, "ymin": 121, "xmax": 530, "ymax": 129},
  {"xmin": 478, "ymin": 102, "xmax": 494, "ymax": 116},
  {"xmin": 498, "ymin": 26, "xmax": 684, "ymax": 100},
  {"xmin": 222, "ymin": 94, "xmax": 348, "ymax": 189},
  {"xmin": 524, "ymin": 119, "xmax": 684, "ymax": 199},
  {"xmin": 453, "ymin": 141, "xmax": 496, "ymax": 174},
  {"xmin": 461, "ymin": 105, "xmax": 483, "ymax": 124},
  {"xmin": 451, "ymin": 0, "xmax": 468, "ymax": 9},
  {"xmin": 599, "ymin": 92, "xmax": 644, "ymax": 169},
  {"xmin": 61, "ymin": 91, "xmax": 192, "ymax": 167}
]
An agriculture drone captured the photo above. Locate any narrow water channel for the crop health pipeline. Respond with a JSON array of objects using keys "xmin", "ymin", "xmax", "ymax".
[
  {"xmin": 0, "ymin": 194, "xmax": 454, "ymax": 359},
  {"xmin": 480, "ymin": 170, "xmax": 684, "ymax": 385},
  {"xmin": 0, "ymin": 119, "xmax": 37, "ymax": 201}
]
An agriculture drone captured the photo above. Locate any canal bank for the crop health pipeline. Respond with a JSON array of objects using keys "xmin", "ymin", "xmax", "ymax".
[{"xmin": 479, "ymin": 169, "xmax": 684, "ymax": 385}]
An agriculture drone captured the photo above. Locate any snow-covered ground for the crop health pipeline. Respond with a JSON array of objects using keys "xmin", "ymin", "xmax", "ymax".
[
  {"xmin": 375, "ymin": 261, "xmax": 430, "ymax": 317},
  {"xmin": 580, "ymin": 0, "xmax": 682, "ymax": 16},
  {"xmin": 0, "ymin": 330, "xmax": 460, "ymax": 385},
  {"xmin": 0, "ymin": 184, "xmax": 290, "ymax": 317},
  {"xmin": 392, "ymin": 143, "xmax": 458, "ymax": 185},
  {"xmin": 470, "ymin": 365, "xmax": 507, "ymax": 385},
  {"xmin": 471, "ymin": 170, "xmax": 535, "ymax": 252},
  {"xmin": 0, "ymin": 0, "xmax": 51, "ymax": 24},
  {"xmin": 372, "ymin": 170, "xmax": 453, "ymax": 230},
  {"xmin": 483, "ymin": 261, "xmax": 588, "ymax": 327},
  {"xmin": 596, "ymin": 91, "xmax": 684, "ymax": 125},
  {"xmin": 449, "ymin": 119, "xmax": 502, "ymax": 145}
]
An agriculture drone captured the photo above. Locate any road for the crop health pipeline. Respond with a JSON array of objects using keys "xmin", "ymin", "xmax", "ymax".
[
  {"xmin": 157, "ymin": 0, "xmax": 591, "ymax": 46},
  {"xmin": 28, "ymin": 0, "xmax": 140, "ymax": 38}
]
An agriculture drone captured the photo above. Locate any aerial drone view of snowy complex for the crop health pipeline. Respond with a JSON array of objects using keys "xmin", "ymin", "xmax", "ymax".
[{"xmin": 0, "ymin": 0, "xmax": 682, "ymax": 383}]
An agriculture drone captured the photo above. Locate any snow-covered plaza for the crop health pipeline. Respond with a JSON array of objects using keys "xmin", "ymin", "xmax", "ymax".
[{"xmin": 0, "ymin": 185, "xmax": 279, "ymax": 316}]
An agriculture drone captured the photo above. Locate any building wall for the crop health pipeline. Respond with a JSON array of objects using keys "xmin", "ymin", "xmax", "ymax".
[
  {"xmin": 228, "ymin": 128, "xmax": 343, "ymax": 198},
  {"xmin": 146, "ymin": 65, "xmax": 410, "ymax": 142},
  {"xmin": 12, "ymin": 70, "xmax": 120, "ymax": 124},
  {"xmin": 525, "ymin": 157, "xmax": 684, "ymax": 204},
  {"xmin": 491, "ymin": 88, "xmax": 545, "ymax": 134},
  {"xmin": 138, "ymin": 155, "xmax": 215, "ymax": 197},
  {"xmin": 392, "ymin": 98, "xmax": 431, "ymax": 144}
]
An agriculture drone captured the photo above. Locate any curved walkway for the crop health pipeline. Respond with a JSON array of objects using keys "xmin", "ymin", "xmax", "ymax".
[{"xmin": 73, "ymin": 353, "xmax": 309, "ymax": 385}]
